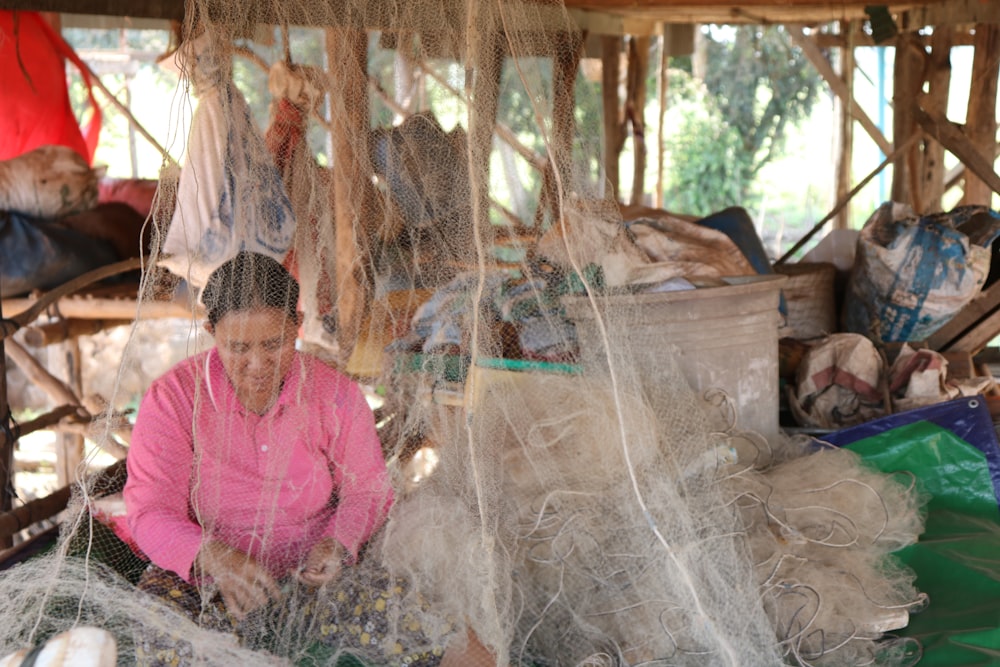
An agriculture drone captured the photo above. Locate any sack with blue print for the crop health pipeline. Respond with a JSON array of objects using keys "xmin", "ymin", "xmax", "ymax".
[
  {"xmin": 844, "ymin": 202, "xmax": 1000, "ymax": 342},
  {"xmin": 161, "ymin": 33, "xmax": 295, "ymax": 289}
]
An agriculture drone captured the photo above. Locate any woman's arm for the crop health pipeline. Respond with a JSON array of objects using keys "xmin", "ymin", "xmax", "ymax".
[
  {"xmin": 124, "ymin": 374, "xmax": 205, "ymax": 581},
  {"xmin": 321, "ymin": 379, "xmax": 394, "ymax": 562}
]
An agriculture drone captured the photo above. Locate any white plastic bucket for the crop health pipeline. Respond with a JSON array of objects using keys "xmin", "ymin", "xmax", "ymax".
[{"xmin": 562, "ymin": 274, "xmax": 787, "ymax": 439}]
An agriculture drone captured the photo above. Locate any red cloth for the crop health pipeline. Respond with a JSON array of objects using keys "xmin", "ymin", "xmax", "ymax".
[{"xmin": 0, "ymin": 10, "xmax": 101, "ymax": 163}]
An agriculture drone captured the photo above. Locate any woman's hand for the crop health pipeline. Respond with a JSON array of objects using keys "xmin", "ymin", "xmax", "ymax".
[
  {"xmin": 296, "ymin": 537, "xmax": 345, "ymax": 587},
  {"xmin": 194, "ymin": 540, "xmax": 282, "ymax": 619}
]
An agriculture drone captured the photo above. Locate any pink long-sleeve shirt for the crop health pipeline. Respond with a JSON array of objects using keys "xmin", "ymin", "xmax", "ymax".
[{"xmin": 124, "ymin": 349, "xmax": 393, "ymax": 582}]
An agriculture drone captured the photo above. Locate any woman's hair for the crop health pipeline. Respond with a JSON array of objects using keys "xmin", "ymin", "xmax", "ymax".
[{"xmin": 202, "ymin": 251, "xmax": 300, "ymax": 326}]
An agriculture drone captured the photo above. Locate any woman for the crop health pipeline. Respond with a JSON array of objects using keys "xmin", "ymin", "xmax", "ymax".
[{"xmin": 124, "ymin": 251, "xmax": 494, "ymax": 666}]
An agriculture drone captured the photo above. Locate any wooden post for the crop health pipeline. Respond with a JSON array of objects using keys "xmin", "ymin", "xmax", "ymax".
[
  {"xmin": 891, "ymin": 31, "xmax": 926, "ymax": 210},
  {"xmin": 920, "ymin": 26, "xmax": 953, "ymax": 212},
  {"xmin": 0, "ymin": 298, "xmax": 12, "ymax": 549},
  {"xmin": 56, "ymin": 340, "xmax": 85, "ymax": 488},
  {"xmin": 962, "ymin": 23, "xmax": 1000, "ymax": 207},
  {"xmin": 552, "ymin": 30, "xmax": 583, "ymax": 217},
  {"xmin": 655, "ymin": 25, "xmax": 670, "ymax": 209},
  {"xmin": 326, "ymin": 26, "xmax": 372, "ymax": 362},
  {"xmin": 601, "ymin": 35, "xmax": 623, "ymax": 202},
  {"xmin": 627, "ymin": 35, "xmax": 650, "ymax": 206},
  {"xmin": 834, "ymin": 21, "xmax": 855, "ymax": 230},
  {"xmin": 467, "ymin": 28, "xmax": 505, "ymax": 244}
]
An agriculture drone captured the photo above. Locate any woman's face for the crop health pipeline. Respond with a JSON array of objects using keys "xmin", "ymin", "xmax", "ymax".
[{"xmin": 207, "ymin": 307, "xmax": 300, "ymax": 412}]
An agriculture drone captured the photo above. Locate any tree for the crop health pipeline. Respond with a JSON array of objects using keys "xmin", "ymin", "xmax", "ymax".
[{"xmin": 665, "ymin": 25, "xmax": 822, "ymax": 215}]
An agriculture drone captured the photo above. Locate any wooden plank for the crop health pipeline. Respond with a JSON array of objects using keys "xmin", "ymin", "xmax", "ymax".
[
  {"xmin": 926, "ymin": 280, "xmax": 1000, "ymax": 350},
  {"xmin": 789, "ymin": 25, "xmax": 892, "ymax": 156},
  {"xmin": 916, "ymin": 106, "xmax": 1000, "ymax": 197},
  {"xmin": 961, "ymin": 23, "xmax": 1000, "ymax": 207}
]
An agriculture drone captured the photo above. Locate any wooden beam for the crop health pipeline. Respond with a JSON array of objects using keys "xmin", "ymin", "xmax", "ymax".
[
  {"xmin": 56, "ymin": 339, "xmax": 85, "ymax": 487},
  {"xmin": 23, "ymin": 319, "xmax": 132, "ymax": 348},
  {"xmin": 0, "ymin": 257, "xmax": 144, "ymax": 340},
  {"xmin": 0, "ymin": 486, "xmax": 72, "ymax": 544},
  {"xmin": 919, "ymin": 25, "xmax": 953, "ymax": 213},
  {"xmin": 468, "ymin": 27, "xmax": 506, "ymax": 246},
  {"xmin": 926, "ymin": 279, "xmax": 1000, "ymax": 351},
  {"xmin": 601, "ymin": 35, "xmax": 623, "ymax": 202},
  {"xmin": 891, "ymin": 31, "xmax": 926, "ymax": 210},
  {"xmin": 654, "ymin": 24, "xmax": 670, "ymax": 209},
  {"xmin": 2, "ymin": 296, "xmax": 192, "ymax": 323},
  {"xmin": 0, "ymin": 299, "xmax": 10, "ymax": 550},
  {"xmin": 961, "ymin": 24, "xmax": 1000, "ymax": 207},
  {"xmin": 12, "ymin": 405, "xmax": 81, "ymax": 440},
  {"xmin": 626, "ymin": 35, "xmax": 650, "ymax": 206},
  {"xmin": 916, "ymin": 106, "xmax": 1000, "ymax": 197},
  {"xmin": 834, "ymin": 21, "xmax": 855, "ymax": 230},
  {"xmin": 551, "ymin": 30, "xmax": 584, "ymax": 218},
  {"xmin": 326, "ymin": 26, "xmax": 371, "ymax": 363},
  {"xmin": 901, "ymin": 0, "xmax": 1000, "ymax": 31},
  {"xmin": 788, "ymin": 26, "xmax": 892, "ymax": 157},
  {"xmin": 4, "ymin": 340, "xmax": 84, "ymax": 411}
]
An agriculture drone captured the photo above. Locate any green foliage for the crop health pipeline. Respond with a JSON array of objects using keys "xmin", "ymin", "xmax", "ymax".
[{"xmin": 665, "ymin": 25, "xmax": 822, "ymax": 215}]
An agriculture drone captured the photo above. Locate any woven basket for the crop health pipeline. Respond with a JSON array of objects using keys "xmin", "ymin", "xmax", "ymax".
[{"xmin": 774, "ymin": 262, "xmax": 838, "ymax": 339}]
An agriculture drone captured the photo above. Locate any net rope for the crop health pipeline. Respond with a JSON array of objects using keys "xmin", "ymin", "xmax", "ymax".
[{"xmin": 0, "ymin": 2, "xmax": 927, "ymax": 666}]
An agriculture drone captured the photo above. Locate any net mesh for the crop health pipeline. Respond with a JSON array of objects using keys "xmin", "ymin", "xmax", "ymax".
[{"xmin": 1, "ymin": 2, "xmax": 928, "ymax": 666}]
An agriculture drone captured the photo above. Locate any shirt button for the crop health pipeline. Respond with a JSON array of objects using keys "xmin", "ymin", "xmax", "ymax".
[{"xmin": 261, "ymin": 445, "xmax": 268, "ymax": 452}]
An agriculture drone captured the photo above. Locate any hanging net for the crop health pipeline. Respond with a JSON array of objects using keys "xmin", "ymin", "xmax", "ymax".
[{"xmin": 0, "ymin": 2, "xmax": 929, "ymax": 666}]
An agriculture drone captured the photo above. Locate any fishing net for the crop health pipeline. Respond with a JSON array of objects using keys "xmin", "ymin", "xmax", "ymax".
[{"xmin": 0, "ymin": 2, "xmax": 929, "ymax": 666}]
